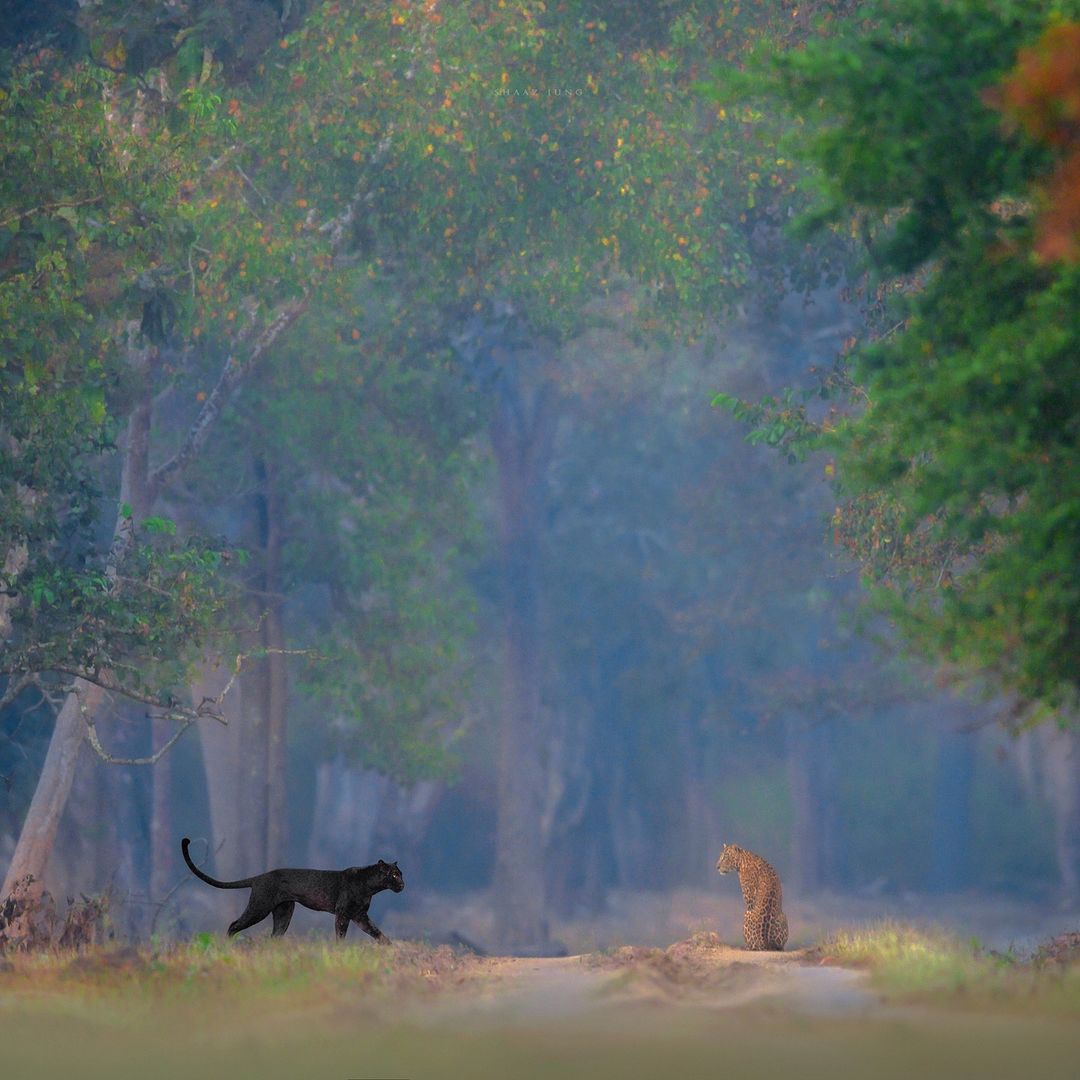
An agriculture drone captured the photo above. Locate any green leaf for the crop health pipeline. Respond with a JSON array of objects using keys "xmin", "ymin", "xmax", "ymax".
[{"xmin": 142, "ymin": 516, "xmax": 178, "ymax": 536}]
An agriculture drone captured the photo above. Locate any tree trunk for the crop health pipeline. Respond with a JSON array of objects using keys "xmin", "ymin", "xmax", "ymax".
[
  {"xmin": 255, "ymin": 458, "xmax": 288, "ymax": 868},
  {"xmin": 192, "ymin": 658, "xmax": 246, "ymax": 881},
  {"xmin": 2, "ymin": 280, "xmax": 313, "ymax": 912},
  {"xmin": 238, "ymin": 600, "xmax": 270, "ymax": 871},
  {"xmin": 489, "ymin": 370, "xmax": 559, "ymax": 952},
  {"xmin": 1, "ymin": 683, "xmax": 106, "ymax": 907},
  {"xmin": 928, "ymin": 725, "xmax": 975, "ymax": 892},
  {"xmin": 2, "ymin": 335, "xmax": 153, "ymax": 909},
  {"xmin": 1037, "ymin": 724, "xmax": 1080, "ymax": 901},
  {"xmin": 149, "ymin": 714, "xmax": 174, "ymax": 900},
  {"xmin": 53, "ymin": 702, "xmax": 143, "ymax": 935},
  {"xmin": 786, "ymin": 714, "xmax": 838, "ymax": 894},
  {"xmin": 264, "ymin": 616, "xmax": 288, "ymax": 866},
  {"xmin": 308, "ymin": 755, "xmax": 388, "ymax": 867},
  {"xmin": 678, "ymin": 708, "xmax": 720, "ymax": 886}
]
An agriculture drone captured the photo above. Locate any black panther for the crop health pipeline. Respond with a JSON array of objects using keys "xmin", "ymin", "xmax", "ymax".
[{"xmin": 181, "ymin": 837, "xmax": 404, "ymax": 941}]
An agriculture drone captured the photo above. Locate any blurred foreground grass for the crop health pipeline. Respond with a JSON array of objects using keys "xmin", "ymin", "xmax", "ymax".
[
  {"xmin": 0, "ymin": 934, "xmax": 1076, "ymax": 1080},
  {"xmin": 819, "ymin": 922, "xmax": 1080, "ymax": 1011}
]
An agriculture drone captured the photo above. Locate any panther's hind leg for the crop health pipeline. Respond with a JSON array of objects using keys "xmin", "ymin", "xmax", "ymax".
[
  {"xmin": 227, "ymin": 894, "xmax": 272, "ymax": 937},
  {"xmin": 271, "ymin": 901, "xmax": 296, "ymax": 937}
]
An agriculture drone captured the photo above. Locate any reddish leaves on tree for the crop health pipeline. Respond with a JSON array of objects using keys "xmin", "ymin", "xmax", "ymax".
[{"xmin": 992, "ymin": 22, "xmax": 1080, "ymax": 263}]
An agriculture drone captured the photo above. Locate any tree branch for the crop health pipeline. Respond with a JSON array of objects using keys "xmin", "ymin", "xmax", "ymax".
[
  {"xmin": 0, "ymin": 195, "xmax": 106, "ymax": 229},
  {"xmin": 0, "ymin": 672, "xmax": 36, "ymax": 714},
  {"xmin": 84, "ymin": 712, "xmax": 199, "ymax": 766},
  {"xmin": 148, "ymin": 294, "xmax": 311, "ymax": 500},
  {"xmin": 72, "ymin": 647, "xmax": 314, "ymax": 765}
]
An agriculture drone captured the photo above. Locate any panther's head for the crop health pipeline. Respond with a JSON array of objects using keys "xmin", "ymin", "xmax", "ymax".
[
  {"xmin": 378, "ymin": 860, "xmax": 405, "ymax": 893},
  {"xmin": 715, "ymin": 843, "xmax": 742, "ymax": 875}
]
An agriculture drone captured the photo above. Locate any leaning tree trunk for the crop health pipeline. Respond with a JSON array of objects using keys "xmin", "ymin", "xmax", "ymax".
[
  {"xmin": 490, "ymin": 374, "xmax": 559, "ymax": 952},
  {"xmin": 2, "ymin": 333, "xmax": 154, "ymax": 907},
  {"xmin": 1, "ymin": 290, "xmax": 311, "ymax": 912}
]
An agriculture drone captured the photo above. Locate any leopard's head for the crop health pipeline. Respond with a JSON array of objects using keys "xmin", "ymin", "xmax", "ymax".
[
  {"xmin": 378, "ymin": 860, "xmax": 405, "ymax": 893},
  {"xmin": 715, "ymin": 843, "xmax": 742, "ymax": 874}
]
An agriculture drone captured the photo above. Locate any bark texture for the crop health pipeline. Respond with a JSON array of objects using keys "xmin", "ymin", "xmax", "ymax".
[{"xmin": 489, "ymin": 369, "xmax": 559, "ymax": 951}]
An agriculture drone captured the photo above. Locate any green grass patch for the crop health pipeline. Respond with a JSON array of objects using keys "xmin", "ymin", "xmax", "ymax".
[
  {"xmin": 0, "ymin": 937, "xmax": 467, "ymax": 1021},
  {"xmin": 817, "ymin": 922, "xmax": 1080, "ymax": 1013}
]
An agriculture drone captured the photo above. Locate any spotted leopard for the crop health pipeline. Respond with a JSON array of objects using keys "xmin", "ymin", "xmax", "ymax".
[{"xmin": 715, "ymin": 843, "xmax": 788, "ymax": 951}]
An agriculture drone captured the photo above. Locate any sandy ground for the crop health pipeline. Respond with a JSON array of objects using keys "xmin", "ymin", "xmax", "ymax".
[
  {"xmin": 374, "ymin": 886, "xmax": 1080, "ymax": 956},
  {"xmin": 2, "ymin": 933, "xmax": 1078, "ymax": 1080},
  {"xmin": 380, "ymin": 936, "xmax": 1077, "ymax": 1080},
  {"xmin": 424, "ymin": 941, "xmax": 878, "ymax": 1026}
]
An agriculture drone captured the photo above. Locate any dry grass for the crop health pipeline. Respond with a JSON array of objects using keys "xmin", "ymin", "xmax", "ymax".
[
  {"xmin": 816, "ymin": 921, "xmax": 1080, "ymax": 1012},
  {"xmin": 0, "ymin": 932, "xmax": 1078, "ymax": 1080}
]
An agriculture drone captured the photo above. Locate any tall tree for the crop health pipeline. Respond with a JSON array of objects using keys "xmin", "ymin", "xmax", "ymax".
[
  {"xmin": 3, "ymin": 0, "xmax": 863, "ymax": 940},
  {"xmin": 0, "ymin": 8, "xmax": 420, "ymax": 904},
  {"xmin": 265, "ymin": 0, "xmax": 839, "ymax": 949},
  {"xmin": 711, "ymin": 0, "xmax": 1080, "ymax": 717}
]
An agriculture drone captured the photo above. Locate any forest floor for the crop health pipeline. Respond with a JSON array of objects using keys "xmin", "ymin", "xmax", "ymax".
[
  {"xmin": 0, "ymin": 925, "xmax": 1078, "ymax": 1080},
  {"xmin": 377, "ymin": 885, "xmax": 1080, "ymax": 956}
]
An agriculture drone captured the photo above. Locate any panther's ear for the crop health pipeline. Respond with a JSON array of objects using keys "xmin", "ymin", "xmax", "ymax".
[{"xmin": 378, "ymin": 859, "xmax": 388, "ymax": 869}]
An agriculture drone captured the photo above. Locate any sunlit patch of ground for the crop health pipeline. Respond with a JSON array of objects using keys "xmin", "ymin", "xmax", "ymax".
[{"xmin": 0, "ymin": 931, "xmax": 1077, "ymax": 1080}]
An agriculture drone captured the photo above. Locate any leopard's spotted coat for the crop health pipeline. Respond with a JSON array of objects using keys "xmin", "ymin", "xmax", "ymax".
[{"xmin": 715, "ymin": 843, "xmax": 788, "ymax": 951}]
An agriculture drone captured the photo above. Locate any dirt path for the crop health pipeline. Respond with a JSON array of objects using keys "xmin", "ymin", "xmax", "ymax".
[
  {"xmin": 383, "ymin": 942, "xmax": 1077, "ymax": 1080},
  {"xmin": 418, "ymin": 938, "xmax": 880, "ymax": 1026},
  {"xmin": 3, "ymin": 937, "xmax": 1077, "ymax": 1080}
]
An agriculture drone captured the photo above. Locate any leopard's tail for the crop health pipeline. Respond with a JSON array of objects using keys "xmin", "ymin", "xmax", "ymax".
[{"xmin": 181, "ymin": 837, "xmax": 254, "ymax": 889}]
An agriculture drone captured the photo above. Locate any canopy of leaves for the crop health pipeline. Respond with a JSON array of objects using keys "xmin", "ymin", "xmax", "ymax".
[
  {"xmin": 229, "ymin": 0, "xmax": 849, "ymax": 343},
  {"xmin": 1, "ymin": 0, "xmax": 884, "ymax": 770},
  {"xmin": 0, "ymin": 58, "xmax": 239, "ymax": 710},
  {"xmin": 712, "ymin": 0, "xmax": 1080, "ymax": 714}
]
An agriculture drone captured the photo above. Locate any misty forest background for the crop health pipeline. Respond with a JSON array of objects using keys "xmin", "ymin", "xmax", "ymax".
[{"xmin": 1, "ymin": 0, "xmax": 1078, "ymax": 952}]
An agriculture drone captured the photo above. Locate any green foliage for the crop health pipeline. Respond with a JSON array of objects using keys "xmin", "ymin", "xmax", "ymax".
[
  {"xmin": 711, "ymin": 0, "xmax": 1080, "ymax": 713},
  {"xmin": 241, "ymin": 0, "xmax": 839, "ymax": 342},
  {"xmin": 158, "ymin": 0, "xmax": 846, "ymax": 779},
  {"xmin": 0, "ymin": 56, "xmax": 242, "ymax": 710},
  {"xmin": 5, "ymin": 523, "xmax": 237, "ymax": 708},
  {"xmin": 273, "ymin": 331, "xmax": 479, "ymax": 783}
]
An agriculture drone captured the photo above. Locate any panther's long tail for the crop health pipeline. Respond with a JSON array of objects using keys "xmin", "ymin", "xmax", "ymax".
[{"xmin": 181, "ymin": 837, "xmax": 254, "ymax": 889}]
